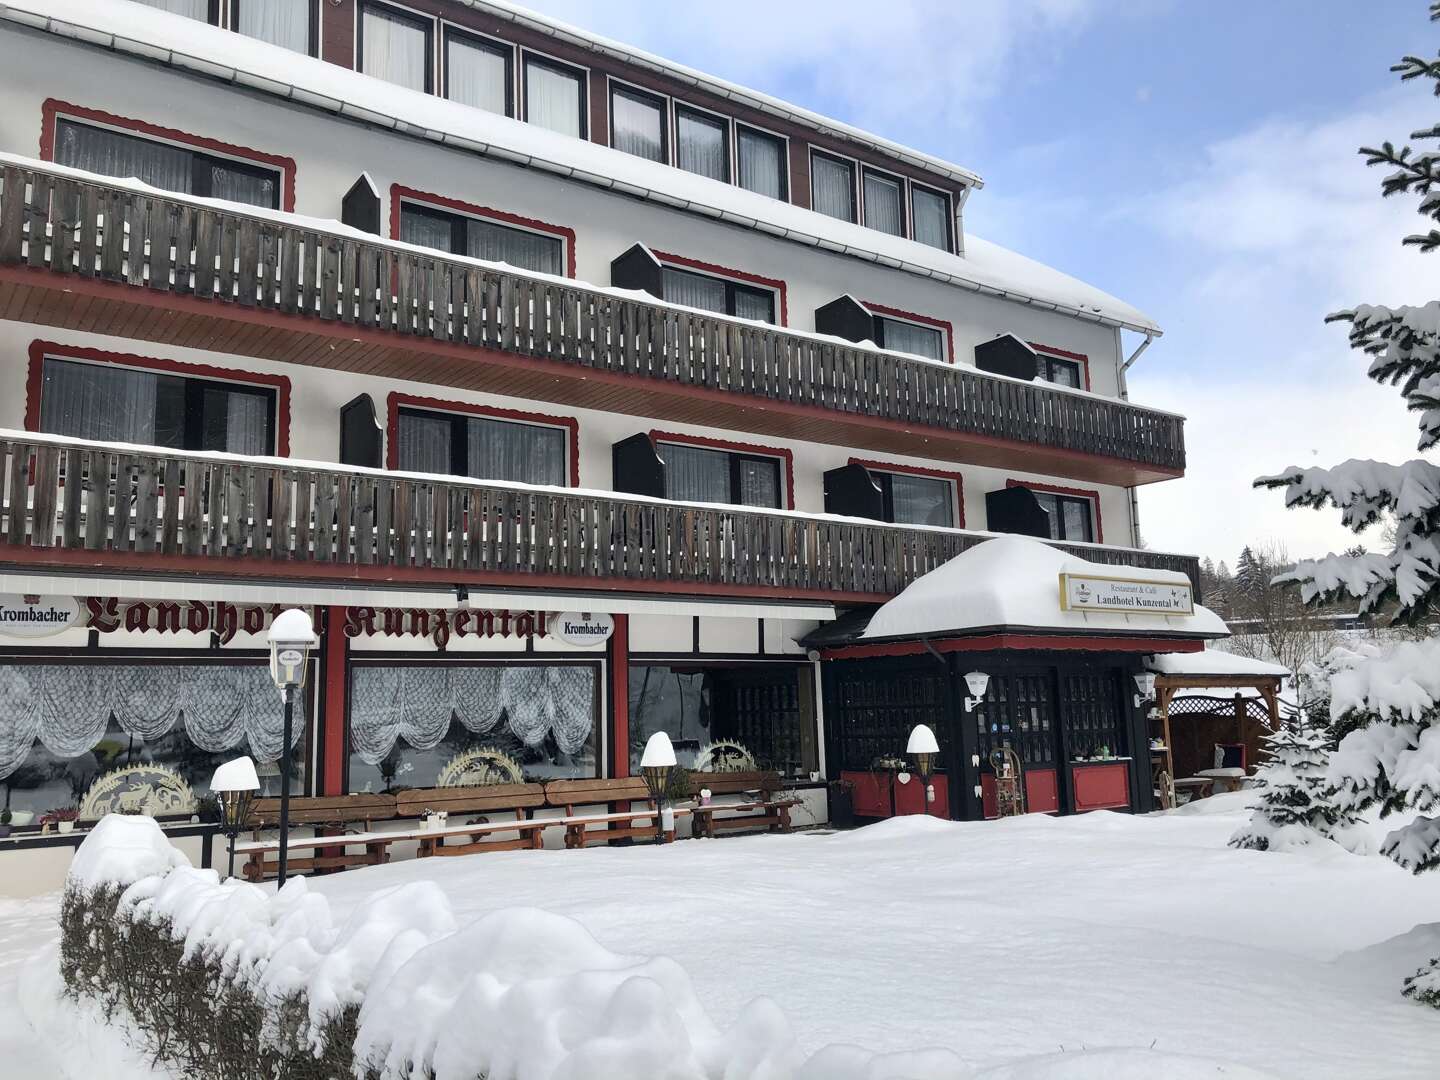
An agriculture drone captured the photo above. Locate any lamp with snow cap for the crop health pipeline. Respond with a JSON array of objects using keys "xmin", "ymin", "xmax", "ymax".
[
  {"xmin": 1133, "ymin": 671, "xmax": 1157, "ymax": 709},
  {"xmin": 906, "ymin": 724, "xmax": 940, "ymax": 814},
  {"xmin": 640, "ymin": 731, "xmax": 677, "ymax": 845},
  {"xmin": 266, "ymin": 609, "xmax": 318, "ymax": 887},
  {"xmin": 210, "ymin": 756, "xmax": 260, "ymax": 881},
  {"xmin": 963, "ymin": 670, "xmax": 990, "ymax": 713}
]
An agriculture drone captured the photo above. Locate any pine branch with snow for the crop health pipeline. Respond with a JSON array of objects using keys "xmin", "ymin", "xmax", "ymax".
[{"xmin": 1230, "ymin": 717, "xmax": 1343, "ymax": 853}]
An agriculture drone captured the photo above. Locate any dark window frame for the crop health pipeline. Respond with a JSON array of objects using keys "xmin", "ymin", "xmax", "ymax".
[
  {"xmin": 521, "ymin": 50, "xmax": 589, "ymax": 139},
  {"xmin": 397, "ymin": 199, "xmax": 566, "ymax": 274},
  {"xmin": 1036, "ymin": 353, "xmax": 1084, "ymax": 388},
  {"xmin": 809, "ymin": 148, "xmax": 858, "ymax": 223},
  {"xmin": 441, "ymin": 24, "xmax": 514, "ymax": 116},
  {"xmin": 735, "ymin": 121, "xmax": 789, "ymax": 201},
  {"xmin": 873, "ymin": 314, "xmax": 945, "ymax": 361},
  {"xmin": 1034, "ymin": 490, "xmax": 1096, "ymax": 543},
  {"xmin": 657, "ymin": 439, "xmax": 786, "ymax": 510},
  {"xmin": 861, "ymin": 165, "xmax": 908, "ymax": 237},
  {"xmin": 673, "ymin": 102, "xmax": 731, "ymax": 183},
  {"xmin": 909, "ymin": 180, "xmax": 955, "ymax": 253},
  {"xmin": 229, "ymin": 0, "xmax": 319, "ymax": 57},
  {"xmin": 608, "ymin": 79, "xmax": 669, "ymax": 164},
  {"xmin": 660, "ymin": 265, "xmax": 777, "ymax": 324},
  {"xmin": 869, "ymin": 469, "xmax": 959, "ymax": 528},
  {"xmin": 394, "ymin": 404, "xmax": 571, "ymax": 486},
  {"xmin": 357, "ymin": 0, "xmax": 436, "ymax": 94}
]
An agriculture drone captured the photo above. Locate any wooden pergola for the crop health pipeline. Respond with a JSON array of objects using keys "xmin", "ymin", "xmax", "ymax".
[{"xmin": 1152, "ymin": 673, "xmax": 1283, "ymax": 809}]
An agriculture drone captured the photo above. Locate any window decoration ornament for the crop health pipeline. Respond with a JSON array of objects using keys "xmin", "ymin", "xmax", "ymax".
[
  {"xmin": 436, "ymin": 747, "xmax": 525, "ymax": 788},
  {"xmin": 692, "ymin": 740, "xmax": 757, "ymax": 773},
  {"xmin": 77, "ymin": 763, "xmax": 196, "ymax": 822}
]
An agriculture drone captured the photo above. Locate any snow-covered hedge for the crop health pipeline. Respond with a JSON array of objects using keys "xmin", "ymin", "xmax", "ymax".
[{"xmin": 59, "ymin": 816, "xmax": 962, "ymax": 1080}]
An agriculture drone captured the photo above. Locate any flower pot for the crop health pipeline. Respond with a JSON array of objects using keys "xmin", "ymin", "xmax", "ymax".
[
  {"xmin": 58, "ymin": 820, "xmax": 74, "ymax": 834},
  {"xmin": 8, "ymin": 810, "xmax": 34, "ymax": 827}
]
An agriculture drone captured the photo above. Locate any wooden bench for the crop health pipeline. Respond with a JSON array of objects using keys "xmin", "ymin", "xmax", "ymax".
[
  {"xmin": 688, "ymin": 771, "xmax": 797, "ymax": 838},
  {"xmin": 395, "ymin": 784, "xmax": 548, "ymax": 856},
  {"xmin": 242, "ymin": 794, "xmax": 398, "ymax": 880},
  {"xmin": 544, "ymin": 778, "xmax": 679, "ymax": 847}
]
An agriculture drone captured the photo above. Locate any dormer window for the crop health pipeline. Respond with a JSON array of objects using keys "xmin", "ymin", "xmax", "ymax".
[
  {"xmin": 737, "ymin": 124, "xmax": 787, "ymax": 200},
  {"xmin": 862, "ymin": 168, "xmax": 905, "ymax": 236},
  {"xmin": 676, "ymin": 106, "xmax": 729, "ymax": 182}
]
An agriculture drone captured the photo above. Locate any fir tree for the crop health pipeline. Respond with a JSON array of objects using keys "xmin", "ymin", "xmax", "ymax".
[{"xmin": 1230, "ymin": 716, "xmax": 1340, "ymax": 852}]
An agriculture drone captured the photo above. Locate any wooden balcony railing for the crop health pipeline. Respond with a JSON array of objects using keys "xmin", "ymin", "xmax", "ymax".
[
  {"xmin": 0, "ymin": 162, "xmax": 1185, "ymax": 481},
  {"xmin": 0, "ymin": 435, "xmax": 1201, "ymax": 601}
]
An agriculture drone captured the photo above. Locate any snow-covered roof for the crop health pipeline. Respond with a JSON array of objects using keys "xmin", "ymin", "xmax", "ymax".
[
  {"xmin": 861, "ymin": 536, "xmax": 1226, "ymax": 641},
  {"xmin": 1147, "ymin": 651, "xmax": 1290, "ymax": 679},
  {"xmin": 2, "ymin": 0, "xmax": 1161, "ymax": 335}
]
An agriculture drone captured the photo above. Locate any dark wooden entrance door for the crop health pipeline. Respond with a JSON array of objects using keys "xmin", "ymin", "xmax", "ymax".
[
  {"xmin": 1056, "ymin": 668, "xmax": 1133, "ymax": 813},
  {"xmin": 972, "ymin": 670, "xmax": 1061, "ymax": 815}
]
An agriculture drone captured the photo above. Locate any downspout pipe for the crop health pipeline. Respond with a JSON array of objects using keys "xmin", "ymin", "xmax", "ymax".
[{"xmin": 1118, "ymin": 332, "xmax": 1156, "ymax": 549}]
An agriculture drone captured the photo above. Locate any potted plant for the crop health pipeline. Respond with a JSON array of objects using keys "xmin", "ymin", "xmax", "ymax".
[{"xmin": 41, "ymin": 807, "xmax": 79, "ymax": 834}]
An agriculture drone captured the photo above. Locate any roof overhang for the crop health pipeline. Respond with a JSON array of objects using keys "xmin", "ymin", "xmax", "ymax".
[{"xmin": 817, "ymin": 630, "xmax": 1210, "ymax": 661}]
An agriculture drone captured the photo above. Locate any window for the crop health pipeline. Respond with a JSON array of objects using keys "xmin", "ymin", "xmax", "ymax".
[
  {"xmin": 38, "ymin": 357, "xmax": 275, "ymax": 455},
  {"xmin": 395, "ymin": 406, "xmax": 569, "ymax": 487},
  {"xmin": 875, "ymin": 316, "xmax": 944, "ymax": 362},
  {"xmin": 1037, "ymin": 352, "xmax": 1084, "ymax": 389},
  {"xmin": 135, "ymin": 0, "xmax": 210, "ymax": 19},
  {"xmin": 628, "ymin": 664, "xmax": 817, "ymax": 779},
  {"xmin": 444, "ymin": 29, "xmax": 511, "ymax": 115},
  {"xmin": 675, "ymin": 106, "xmax": 728, "ymax": 182},
  {"xmin": 348, "ymin": 663, "xmax": 598, "ymax": 791},
  {"xmin": 398, "ymin": 201, "xmax": 565, "ymax": 276},
  {"xmin": 737, "ymin": 124, "xmax": 786, "ymax": 200},
  {"xmin": 359, "ymin": 2, "xmax": 432, "ymax": 93},
  {"xmin": 661, "ymin": 267, "xmax": 775, "ymax": 324},
  {"xmin": 911, "ymin": 185, "xmax": 952, "ymax": 251},
  {"xmin": 1033, "ymin": 490, "xmax": 1096, "ymax": 543},
  {"xmin": 233, "ymin": 0, "xmax": 312, "ymax": 54},
  {"xmin": 810, "ymin": 151, "xmax": 856, "ymax": 222},
  {"xmin": 524, "ymin": 54, "xmax": 586, "ymax": 138},
  {"xmin": 870, "ymin": 469, "xmax": 957, "ymax": 528},
  {"xmin": 610, "ymin": 84, "xmax": 666, "ymax": 163},
  {"xmin": 53, "ymin": 119, "xmax": 281, "ymax": 209},
  {"xmin": 863, "ymin": 169, "xmax": 904, "ymax": 236},
  {"xmin": 660, "ymin": 441, "xmax": 783, "ymax": 508}
]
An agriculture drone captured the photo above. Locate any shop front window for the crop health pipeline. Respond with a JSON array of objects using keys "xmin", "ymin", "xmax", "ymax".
[
  {"xmin": 347, "ymin": 662, "xmax": 598, "ymax": 791},
  {"xmin": 0, "ymin": 660, "xmax": 308, "ymax": 818},
  {"xmin": 628, "ymin": 664, "xmax": 817, "ymax": 779}
]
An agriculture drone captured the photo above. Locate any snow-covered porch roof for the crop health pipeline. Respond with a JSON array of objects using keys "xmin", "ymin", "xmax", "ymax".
[{"xmin": 1146, "ymin": 649, "xmax": 1291, "ymax": 702}]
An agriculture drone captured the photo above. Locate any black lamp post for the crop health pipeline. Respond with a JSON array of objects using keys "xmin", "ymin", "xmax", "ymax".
[
  {"xmin": 266, "ymin": 609, "xmax": 317, "ymax": 888},
  {"xmin": 907, "ymin": 723, "xmax": 940, "ymax": 816},
  {"xmin": 640, "ymin": 731, "xmax": 676, "ymax": 845},
  {"xmin": 210, "ymin": 756, "xmax": 259, "ymax": 880}
]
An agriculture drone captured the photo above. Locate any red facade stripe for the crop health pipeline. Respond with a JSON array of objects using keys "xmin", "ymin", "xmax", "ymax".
[
  {"xmin": 385, "ymin": 391, "xmax": 581, "ymax": 486},
  {"xmin": 651, "ymin": 249, "xmax": 789, "ymax": 327},
  {"xmin": 848, "ymin": 456, "xmax": 966, "ymax": 527},
  {"xmin": 608, "ymin": 613, "xmax": 630, "ymax": 779},
  {"xmin": 649, "ymin": 429, "xmax": 796, "ymax": 510},
  {"xmin": 321, "ymin": 605, "xmax": 349, "ymax": 796},
  {"xmin": 388, "ymin": 183, "xmax": 578, "ymax": 279},
  {"xmin": 863, "ymin": 300, "xmax": 955, "ymax": 365},
  {"xmin": 24, "ymin": 340, "xmax": 294, "ymax": 457},
  {"xmin": 39, "ymin": 99, "xmax": 298, "ymax": 213},
  {"xmin": 1029, "ymin": 341, "xmax": 1092, "ymax": 391},
  {"xmin": 1005, "ymin": 478, "xmax": 1104, "ymax": 544}
]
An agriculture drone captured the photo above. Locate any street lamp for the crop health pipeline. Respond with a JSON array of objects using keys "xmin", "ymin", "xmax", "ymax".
[
  {"xmin": 640, "ymin": 731, "xmax": 676, "ymax": 845},
  {"xmin": 266, "ymin": 608, "xmax": 317, "ymax": 887},
  {"xmin": 906, "ymin": 724, "xmax": 940, "ymax": 815},
  {"xmin": 210, "ymin": 756, "xmax": 259, "ymax": 881},
  {"xmin": 962, "ymin": 671, "xmax": 990, "ymax": 713},
  {"xmin": 1133, "ymin": 671, "xmax": 1158, "ymax": 709}
]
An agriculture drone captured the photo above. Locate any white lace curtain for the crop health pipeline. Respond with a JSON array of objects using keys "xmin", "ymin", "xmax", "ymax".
[
  {"xmin": 0, "ymin": 664, "xmax": 302, "ymax": 779},
  {"xmin": 236, "ymin": 0, "xmax": 311, "ymax": 55},
  {"xmin": 349, "ymin": 665, "xmax": 595, "ymax": 765},
  {"xmin": 362, "ymin": 5, "xmax": 428, "ymax": 92}
]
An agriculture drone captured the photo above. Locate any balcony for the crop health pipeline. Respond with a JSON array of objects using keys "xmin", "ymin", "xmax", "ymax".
[
  {"xmin": 0, "ymin": 160, "xmax": 1184, "ymax": 487},
  {"xmin": 0, "ymin": 433, "xmax": 1200, "ymax": 604}
]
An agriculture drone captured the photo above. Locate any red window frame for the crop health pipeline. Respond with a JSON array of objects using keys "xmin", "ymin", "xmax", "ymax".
[
  {"xmin": 389, "ymin": 184, "xmax": 577, "ymax": 279},
  {"xmin": 864, "ymin": 301, "xmax": 955, "ymax": 364},
  {"xmin": 849, "ymin": 457, "xmax": 964, "ymax": 528},
  {"xmin": 386, "ymin": 391, "xmax": 580, "ymax": 486},
  {"xmin": 652, "ymin": 250, "xmax": 789, "ymax": 326},
  {"xmin": 1005, "ymin": 478, "xmax": 1103, "ymax": 544},
  {"xmin": 1029, "ymin": 341, "xmax": 1092, "ymax": 391},
  {"xmin": 649, "ymin": 430, "xmax": 794, "ymax": 510},
  {"xmin": 25, "ymin": 340, "xmax": 293, "ymax": 456},
  {"xmin": 39, "ymin": 99, "xmax": 298, "ymax": 213}
]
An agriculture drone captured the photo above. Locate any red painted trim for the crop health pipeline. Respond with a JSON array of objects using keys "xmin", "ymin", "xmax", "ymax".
[
  {"xmin": 1071, "ymin": 761, "xmax": 1130, "ymax": 812},
  {"xmin": 864, "ymin": 300, "xmax": 955, "ymax": 365},
  {"xmin": 849, "ymin": 456, "xmax": 965, "ymax": 528},
  {"xmin": 25, "ymin": 340, "xmax": 293, "ymax": 456},
  {"xmin": 1030, "ymin": 341, "xmax": 1092, "ymax": 392},
  {"xmin": 609, "ymin": 613, "xmax": 630, "ymax": 779},
  {"xmin": 386, "ymin": 391, "xmax": 580, "ymax": 486},
  {"xmin": 651, "ymin": 249, "xmax": 788, "ymax": 327},
  {"xmin": 40, "ymin": 99, "xmax": 297, "ymax": 213},
  {"xmin": 649, "ymin": 430, "xmax": 795, "ymax": 510},
  {"xmin": 389, "ymin": 184, "xmax": 577, "ymax": 279},
  {"xmin": 1005, "ymin": 478, "xmax": 1104, "ymax": 544},
  {"xmin": 821, "ymin": 634, "xmax": 1205, "ymax": 660},
  {"xmin": 321, "ymin": 605, "xmax": 348, "ymax": 796}
]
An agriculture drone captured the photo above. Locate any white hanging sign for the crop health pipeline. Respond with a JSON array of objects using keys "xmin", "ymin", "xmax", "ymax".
[
  {"xmin": 0, "ymin": 594, "xmax": 80, "ymax": 637},
  {"xmin": 1058, "ymin": 573, "xmax": 1194, "ymax": 615},
  {"xmin": 551, "ymin": 612, "xmax": 615, "ymax": 647}
]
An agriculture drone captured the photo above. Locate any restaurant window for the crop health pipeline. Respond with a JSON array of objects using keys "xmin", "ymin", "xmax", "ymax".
[
  {"xmin": 810, "ymin": 151, "xmax": 856, "ymax": 222},
  {"xmin": 444, "ymin": 28, "xmax": 511, "ymax": 115},
  {"xmin": 1033, "ymin": 490, "xmax": 1096, "ymax": 543},
  {"xmin": 911, "ymin": 184, "xmax": 952, "ymax": 252},
  {"xmin": 233, "ymin": 0, "xmax": 313, "ymax": 54},
  {"xmin": 737, "ymin": 124, "xmax": 786, "ymax": 200},
  {"xmin": 661, "ymin": 267, "xmax": 775, "ymax": 324},
  {"xmin": 675, "ymin": 105, "xmax": 728, "ymax": 182},
  {"xmin": 0, "ymin": 659, "xmax": 308, "ymax": 817},
  {"xmin": 348, "ymin": 663, "xmax": 598, "ymax": 790},
  {"xmin": 628, "ymin": 664, "xmax": 817, "ymax": 780},
  {"xmin": 398, "ymin": 201, "xmax": 564, "ymax": 276},
  {"xmin": 875, "ymin": 315, "xmax": 944, "ymax": 362},
  {"xmin": 53, "ymin": 118, "xmax": 281, "ymax": 209},
  {"xmin": 610, "ymin": 83, "xmax": 667, "ymax": 163},
  {"xmin": 524, "ymin": 54, "xmax": 586, "ymax": 138},
  {"xmin": 659, "ymin": 440, "xmax": 782, "ymax": 509},
  {"xmin": 359, "ymin": 1, "xmax": 432, "ymax": 93},
  {"xmin": 135, "ymin": 0, "xmax": 211, "ymax": 20},
  {"xmin": 38, "ymin": 356, "xmax": 275, "ymax": 455},
  {"xmin": 862, "ymin": 169, "xmax": 905, "ymax": 236},
  {"xmin": 870, "ymin": 469, "xmax": 957, "ymax": 528},
  {"xmin": 1037, "ymin": 352, "xmax": 1084, "ymax": 389},
  {"xmin": 395, "ymin": 406, "xmax": 569, "ymax": 487}
]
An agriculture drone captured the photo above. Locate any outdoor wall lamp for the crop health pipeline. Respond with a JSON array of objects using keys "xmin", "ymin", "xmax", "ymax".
[
  {"xmin": 906, "ymin": 724, "xmax": 940, "ymax": 811},
  {"xmin": 640, "ymin": 731, "xmax": 677, "ymax": 845},
  {"xmin": 210, "ymin": 756, "xmax": 259, "ymax": 881},
  {"xmin": 267, "ymin": 609, "xmax": 317, "ymax": 887},
  {"xmin": 1133, "ymin": 671, "xmax": 1158, "ymax": 709},
  {"xmin": 963, "ymin": 671, "xmax": 990, "ymax": 712}
]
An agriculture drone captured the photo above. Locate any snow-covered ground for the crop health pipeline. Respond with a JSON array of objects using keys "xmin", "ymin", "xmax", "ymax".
[{"xmin": 4, "ymin": 798, "xmax": 1440, "ymax": 1078}]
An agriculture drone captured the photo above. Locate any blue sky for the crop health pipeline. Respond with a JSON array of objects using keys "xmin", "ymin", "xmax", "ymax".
[{"xmin": 522, "ymin": 0, "xmax": 1440, "ymax": 565}]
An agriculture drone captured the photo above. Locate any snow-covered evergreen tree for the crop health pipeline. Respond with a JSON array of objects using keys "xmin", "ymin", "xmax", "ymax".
[
  {"xmin": 1230, "ymin": 716, "xmax": 1341, "ymax": 852},
  {"xmin": 1253, "ymin": 2, "xmax": 1440, "ymax": 1006}
]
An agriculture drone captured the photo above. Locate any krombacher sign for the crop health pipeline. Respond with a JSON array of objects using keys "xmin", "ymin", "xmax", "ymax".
[{"xmin": 1058, "ymin": 573, "xmax": 1194, "ymax": 615}]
